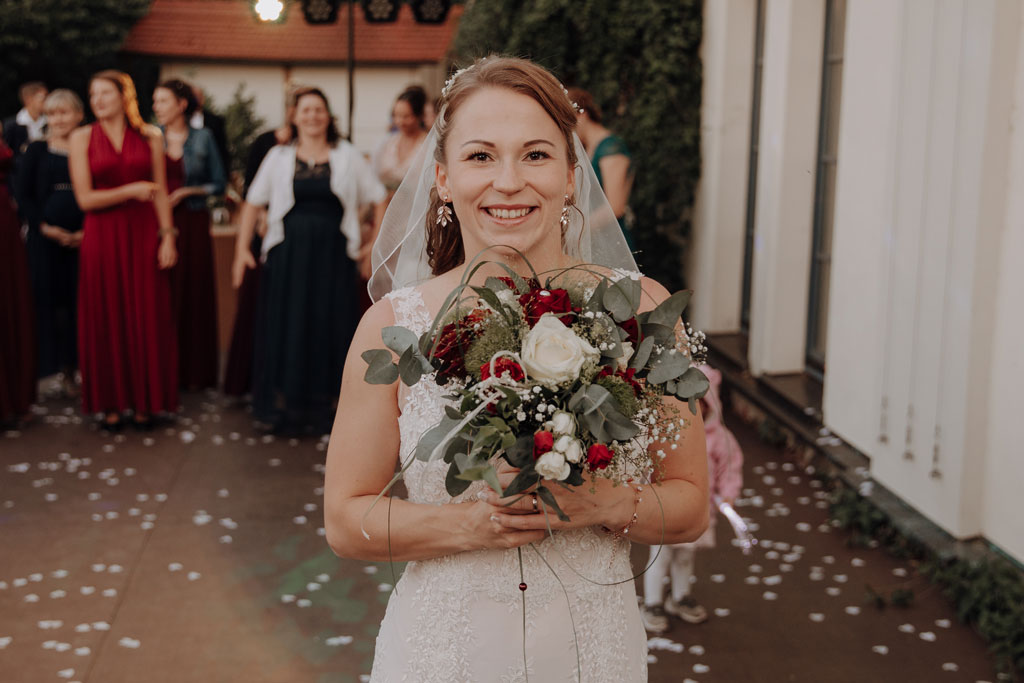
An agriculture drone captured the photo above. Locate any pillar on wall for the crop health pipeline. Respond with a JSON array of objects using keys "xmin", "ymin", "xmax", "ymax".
[
  {"xmin": 688, "ymin": 0, "xmax": 756, "ymax": 333},
  {"xmin": 746, "ymin": 0, "xmax": 825, "ymax": 376}
]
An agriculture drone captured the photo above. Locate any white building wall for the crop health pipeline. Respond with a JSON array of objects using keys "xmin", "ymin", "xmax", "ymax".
[
  {"xmin": 160, "ymin": 61, "xmax": 444, "ymax": 157},
  {"xmin": 693, "ymin": 0, "xmax": 1024, "ymax": 562}
]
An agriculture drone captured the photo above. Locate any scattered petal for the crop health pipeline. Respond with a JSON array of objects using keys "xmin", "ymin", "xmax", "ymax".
[
  {"xmin": 872, "ymin": 645, "xmax": 889, "ymax": 655},
  {"xmin": 118, "ymin": 637, "xmax": 140, "ymax": 649}
]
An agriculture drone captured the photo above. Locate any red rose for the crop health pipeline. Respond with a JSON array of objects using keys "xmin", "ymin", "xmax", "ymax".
[
  {"xmin": 432, "ymin": 309, "xmax": 489, "ymax": 383},
  {"xmin": 620, "ymin": 317, "xmax": 641, "ymax": 345},
  {"xmin": 534, "ymin": 430, "xmax": 554, "ymax": 459},
  {"xmin": 586, "ymin": 443, "xmax": 613, "ymax": 470},
  {"xmin": 480, "ymin": 357, "xmax": 525, "ymax": 382},
  {"xmin": 519, "ymin": 287, "xmax": 574, "ymax": 327},
  {"xmin": 497, "ymin": 276, "xmax": 540, "ymax": 294}
]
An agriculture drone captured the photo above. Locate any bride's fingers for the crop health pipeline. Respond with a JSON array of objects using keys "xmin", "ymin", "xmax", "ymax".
[{"xmin": 483, "ymin": 492, "xmax": 538, "ymax": 514}]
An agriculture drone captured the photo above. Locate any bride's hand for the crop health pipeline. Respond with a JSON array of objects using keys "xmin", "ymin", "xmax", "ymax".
[
  {"xmin": 462, "ymin": 500, "xmax": 547, "ymax": 550},
  {"xmin": 480, "ymin": 477, "xmax": 637, "ymax": 534}
]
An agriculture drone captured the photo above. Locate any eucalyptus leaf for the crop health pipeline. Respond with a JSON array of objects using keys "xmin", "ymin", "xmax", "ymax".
[
  {"xmin": 639, "ymin": 321, "xmax": 676, "ymax": 346},
  {"xmin": 646, "ymin": 290, "xmax": 692, "ymax": 328},
  {"xmin": 502, "ymin": 464, "xmax": 538, "ymax": 497},
  {"xmin": 485, "ymin": 276, "xmax": 512, "ymax": 292},
  {"xmin": 382, "ymin": 326, "xmax": 420, "ymax": 355},
  {"xmin": 569, "ymin": 384, "xmax": 640, "ymax": 442},
  {"xmin": 398, "ymin": 347, "xmax": 425, "ymax": 386},
  {"xmin": 536, "ymin": 485, "xmax": 570, "ymax": 522},
  {"xmin": 647, "ymin": 350, "xmax": 688, "ymax": 384},
  {"xmin": 415, "ymin": 415, "xmax": 463, "ymax": 462},
  {"xmin": 585, "ymin": 278, "xmax": 609, "ymax": 312},
  {"xmin": 362, "ymin": 349, "xmax": 400, "ymax": 385},
  {"xmin": 480, "ymin": 466, "xmax": 503, "ymax": 495},
  {"xmin": 603, "ymin": 277, "xmax": 641, "ymax": 322},
  {"xmin": 629, "ymin": 336, "xmax": 655, "ymax": 370},
  {"xmin": 673, "ymin": 366, "xmax": 711, "ymax": 400},
  {"xmin": 470, "ymin": 285, "xmax": 505, "ymax": 315},
  {"xmin": 445, "ymin": 461, "xmax": 473, "ymax": 496},
  {"xmin": 504, "ymin": 433, "xmax": 535, "ymax": 468}
]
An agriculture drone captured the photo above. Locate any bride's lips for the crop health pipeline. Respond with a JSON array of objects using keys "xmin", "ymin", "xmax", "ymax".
[{"xmin": 481, "ymin": 204, "xmax": 537, "ymax": 225}]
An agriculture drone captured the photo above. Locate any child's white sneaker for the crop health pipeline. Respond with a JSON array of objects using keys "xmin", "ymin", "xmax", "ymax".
[
  {"xmin": 640, "ymin": 604, "xmax": 670, "ymax": 633},
  {"xmin": 665, "ymin": 595, "xmax": 708, "ymax": 624}
]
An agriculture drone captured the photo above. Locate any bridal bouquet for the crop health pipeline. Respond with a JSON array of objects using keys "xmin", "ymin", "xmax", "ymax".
[{"xmin": 362, "ymin": 261, "xmax": 709, "ymax": 521}]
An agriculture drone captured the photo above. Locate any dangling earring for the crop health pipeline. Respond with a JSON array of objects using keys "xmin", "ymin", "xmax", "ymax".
[
  {"xmin": 559, "ymin": 195, "xmax": 571, "ymax": 229},
  {"xmin": 436, "ymin": 194, "xmax": 454, "ymax": 227}
]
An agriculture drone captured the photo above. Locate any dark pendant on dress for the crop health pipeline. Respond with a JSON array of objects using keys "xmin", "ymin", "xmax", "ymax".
[{"xmin": 519, "ymin": 582, "xmax": 528, "ymax": 592}]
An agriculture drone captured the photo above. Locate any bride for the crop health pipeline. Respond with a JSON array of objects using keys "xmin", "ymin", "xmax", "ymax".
[{"xmin": 324, "ymin": 56, "xmax": 709, "ymax": 682}]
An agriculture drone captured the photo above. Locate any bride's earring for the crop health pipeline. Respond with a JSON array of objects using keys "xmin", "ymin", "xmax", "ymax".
[
  {"xmin": 436, "ymin": 194, "xmax": 454, "ymax": 228},
  {"xmin": 559, "ymin": 195, "xmax": 571, "ymax": 229}
]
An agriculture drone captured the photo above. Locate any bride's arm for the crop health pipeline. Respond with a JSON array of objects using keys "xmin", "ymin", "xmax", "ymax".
[
  {"xmin": 485, "ymin": 277, "xmax": 710, "ymax": 545},
  {"xmin": 324, "ymin": 298, "xmax": 547, "ymax": 562}
]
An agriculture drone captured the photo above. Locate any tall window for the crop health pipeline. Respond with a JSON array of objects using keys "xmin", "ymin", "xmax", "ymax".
[
  {"xmin": 740, "ymin": 0, "xmax": 767, "ymax": 333},
  {"xmin": 806, "ymin": 0, "xmax": 847, "ymax": 373}
]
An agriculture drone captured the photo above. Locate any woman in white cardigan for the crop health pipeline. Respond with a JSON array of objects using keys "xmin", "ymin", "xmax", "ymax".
[{"xmin": 232, "ymin": 87, "xmax": 385, "ymax": 434}]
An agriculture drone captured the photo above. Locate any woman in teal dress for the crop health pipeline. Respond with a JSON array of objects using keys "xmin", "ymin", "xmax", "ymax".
[{"xmin": 569, "ymin": 87, "xmax": 636, "ymax": 251}]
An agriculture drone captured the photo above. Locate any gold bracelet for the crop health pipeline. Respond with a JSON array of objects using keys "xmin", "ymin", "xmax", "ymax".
[
  {"xmin": 158, "ymin": 227, "xmax": 179, "ymax": 238},
  {"xmin": 610, "ymin": 484, "xmax": 643, "ymax": 539}
]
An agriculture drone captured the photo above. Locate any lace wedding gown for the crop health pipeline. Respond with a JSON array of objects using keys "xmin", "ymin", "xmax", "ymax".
[{"xmin": 369, "ymin": 286, "xmax": 648, "ymax": 683}]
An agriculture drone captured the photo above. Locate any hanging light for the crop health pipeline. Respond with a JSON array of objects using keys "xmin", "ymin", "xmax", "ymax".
[
  {"xmin": 254, "ymin": 0, "xmax": 285, "ymax": 22},
  {"xmin": 410, "ymin": 0, "xmax": 450, "ymax": 24},
  {"xmin": 360, "ymin": 0, "xmax": 400, "ymax": 23},
  {"xmin": 302, "ymin": 0, "xmax": 340, "ymax": 24}
]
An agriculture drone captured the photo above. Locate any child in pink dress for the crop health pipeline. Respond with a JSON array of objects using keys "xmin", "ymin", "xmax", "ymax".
[{"xmin": 641, "ymin": 365, "xmax": 744, "ymax": 632}]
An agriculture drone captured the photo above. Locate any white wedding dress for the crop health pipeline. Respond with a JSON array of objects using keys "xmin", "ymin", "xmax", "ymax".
[{"xmin": 369, "ymin": 286, "xmax": 648, "ymax": 683}]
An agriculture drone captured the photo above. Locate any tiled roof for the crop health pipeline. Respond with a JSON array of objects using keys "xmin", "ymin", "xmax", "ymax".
[{"xmin": 120, "ymin": 0, "xmax": 462, "ymax": 64}]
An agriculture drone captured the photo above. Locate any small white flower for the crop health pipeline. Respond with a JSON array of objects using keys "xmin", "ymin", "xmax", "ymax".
[
  {"xmin": 548, "ymin": 411, "xmax": 574, "ymax": 435},
  {"xmin": 535, "ymin": 451, "xmax": 570, "ymax": 481}
]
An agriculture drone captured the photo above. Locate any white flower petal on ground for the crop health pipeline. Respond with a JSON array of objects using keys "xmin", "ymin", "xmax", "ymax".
[
  {"xmin": 935, "ymin": 619, "xmax": 951, "ymax": 629},
  {"xmin": 118, "ymin": 637, "xmax": 140, "ymax": 649},
  {"xmin": 942, "ymin": 663, "xmax": 959, "ymax": 672},
  {"xmin": 713, "ymin": 608, "xmax": 730, "ymax": 617},
  {"xmin": 326, "ymin": 635, "xmax": 354, "ymax": 646},
  {"xmin": 845, "ymin": 606, "xmax": 861, "ymax": 615},
  {"xmin": 898, "ymin": 623, "xmax": 916, "ymax": 634},
  {"xmin": 0, "ymin": 636, "xmax": 11, "ymax": 649},
  {"xmin": 809, "ymin": 613, "xmax": 825, "ymax": 622},
  {"xmin": 872, "ymin": 645, "xmax": 889, "ymax": 655},
  {"xmin": 919, "ymin": 631, "xmax": 937, "ymax": 642}
]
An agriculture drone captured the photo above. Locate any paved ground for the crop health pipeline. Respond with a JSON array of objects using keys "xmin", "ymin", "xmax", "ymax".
[{"xmin": 0, "ymin": 390, "xmax": 1004, "ymax": 683}]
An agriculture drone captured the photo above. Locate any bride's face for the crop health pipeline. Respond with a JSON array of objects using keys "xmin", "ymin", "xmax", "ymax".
[{"xmin": 436, "ymin": 87, "xmax": 575, "ymax": 266}]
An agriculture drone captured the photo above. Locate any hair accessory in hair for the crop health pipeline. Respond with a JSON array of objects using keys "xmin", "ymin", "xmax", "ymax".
[{"xmin": 562, "ymin": 87, "xmax": 584, "ymax": 116}]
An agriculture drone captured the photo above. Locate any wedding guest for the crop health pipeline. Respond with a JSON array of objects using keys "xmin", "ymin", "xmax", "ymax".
[
  {"xmin": 568, "ymin": 87, "xmax": 636, "ymax": 251},
  {"xmin": 641, "ymin": 365, "xmax": 743, "ymax": 632},
  {"xmin": 69, "ymin": 70, "xmax": 178, "ymax": 430},
  {"xmin": 363, "ymin": 86, "xmax": 429, "ymax": 278},
  {"xmin": 232, "ymin": 86, "xmax": 385, "ymax": 434},
  {"xmin": 222, "ymin": 84, "xmax": 300, "ymax": 399},
  {"xmin": 16, "ymin": 89, "xmax": 85, "ymax": 395},
  {"xmin": 0, "ymin": 131, "xmax": 36, "ymax": 426},
  {"xmin": 153, "ymin": 78, "xmax": 226, "ymax": 391},
  {"xmin": 3, "ymin": 81, "xmax": 48, "ymax": 158},
  {"xmin": 325, "ymin": 56, "xmax": 708, "ymax": 681},
  {"xmin": 190, "ymin": 86, "xmax": 230, "ymax": 175}
]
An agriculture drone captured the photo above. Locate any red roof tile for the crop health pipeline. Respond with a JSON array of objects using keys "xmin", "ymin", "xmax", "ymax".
[{"xmin": 121, "ymin": 0, "xmax": 462, "ymax": 64}]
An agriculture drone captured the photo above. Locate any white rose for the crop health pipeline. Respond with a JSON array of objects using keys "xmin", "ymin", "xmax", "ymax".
[
  {"xmin": 618, "ymin": 341, "xmax": 635, "ymax": 371},
  {"xmin": 535, "ymin": 451, "xmax": 571, "ymax": 481},
  {"xmin": 548, "ymin": 411, "xmax": 574, "ymax": 435},
  {"xmin": 554, "ymin": 434, "xmax": 572, "ymax": 453},
  {"xmin": 563, "ymin": 438, "xmax": 583, "ymax": 464},
  {"xmin": 496, "ymin": 288, "xmax": 520, "ymax": 308},
  {"xmin": 521, "ymin": 314, "xmax": 599, "ymax": 384}
]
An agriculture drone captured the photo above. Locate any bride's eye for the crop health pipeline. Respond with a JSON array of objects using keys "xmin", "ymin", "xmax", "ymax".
[
  {"xmin": 466, "ymin": 150, "xmax": 491, "ymax": 162},
  {"xmin": 525, "ymin": 149, "xmax": 550, "ymax": 161}
]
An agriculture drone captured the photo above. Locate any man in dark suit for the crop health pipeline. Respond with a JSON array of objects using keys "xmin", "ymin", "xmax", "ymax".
[
  {"xmin": 189, "ymin": 85, "xmax": 230, "ymax": 174},
  {"xmin": 3, "ymin": 81, "xmax": 48, "ymax": 158}
]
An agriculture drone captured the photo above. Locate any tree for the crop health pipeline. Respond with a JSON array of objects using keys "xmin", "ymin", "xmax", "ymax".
[
  {"xmin": 452, "ymin": 0, "xmax": 702, "ymax": 290},
  {"xmin": 0, "ymin": 0, "xmax": 152, "ymax": 117}
]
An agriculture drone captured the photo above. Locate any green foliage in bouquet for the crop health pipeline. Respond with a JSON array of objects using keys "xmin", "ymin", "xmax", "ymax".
[{"xmin": 361, "ymin": 252, "xmax": 709, "ymax": 525}]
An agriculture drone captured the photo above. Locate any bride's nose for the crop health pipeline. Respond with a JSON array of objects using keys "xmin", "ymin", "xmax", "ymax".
[{"xmin": 491, "ymin": 159, "xmax": 525, "ymax": 194}]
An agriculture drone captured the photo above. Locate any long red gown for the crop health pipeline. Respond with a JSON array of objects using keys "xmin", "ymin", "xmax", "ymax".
[
  {"xmin": 166, "ymin": 155, "xmax": 218, "ymax": 390},
  {"xmin": 0, "ymin": 140, "xmax": 36, "ymax": 423},
  {"xmin": 77, "ymin": 124, "xmax": 178, "ymax": 415}
]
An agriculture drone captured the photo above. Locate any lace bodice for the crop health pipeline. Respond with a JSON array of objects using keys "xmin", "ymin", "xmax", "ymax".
[{"xmin": 369, "ymin": 286, "xmax": 648, "ymax": 683}]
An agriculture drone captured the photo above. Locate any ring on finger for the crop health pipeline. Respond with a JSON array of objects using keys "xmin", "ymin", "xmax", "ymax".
[{"xmin": 531, "ymin": 493, "xmax": 538, "ymax": 513}]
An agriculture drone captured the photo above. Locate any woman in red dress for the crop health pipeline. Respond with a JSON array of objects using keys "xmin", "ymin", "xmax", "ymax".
[
  {"xmin": 69, "ymin": 70, "xmax": 179, "ymax": 430},
  {"xmin": 0, "ymin": 132, "xmax": 36, "ymax": 427},
  {"xmin": 152, "ymin": 79, "xmax": 225, "ymax": 391}
]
